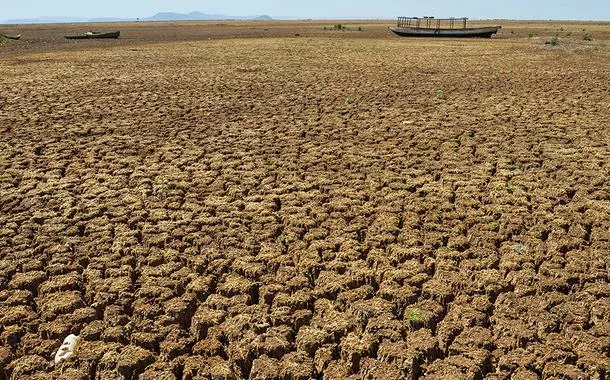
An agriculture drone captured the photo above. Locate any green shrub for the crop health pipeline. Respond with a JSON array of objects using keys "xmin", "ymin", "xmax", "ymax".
[
  {"xmin": 326, "ymin": 24, "xmax": 353, "ymax": 31},
  {"xmin": 582, "ymin": 31, "xmax": 593, "ymax": 41},
  {"xmin": 545, "ymin": 35, "xmax": 559, "ymax": 46}
]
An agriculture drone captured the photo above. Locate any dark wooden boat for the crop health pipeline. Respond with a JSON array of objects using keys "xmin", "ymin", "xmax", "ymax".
[
  {"xmin": 4, "ymin": 34, "xmax": 21, "ymax": 40},
  {"xmin": 390, "ymin": 17, "xmax": 500, "ymax": 38},
  {"xmin": 65, "ymin": 31, "xmax": 120, "ymax": 40}
]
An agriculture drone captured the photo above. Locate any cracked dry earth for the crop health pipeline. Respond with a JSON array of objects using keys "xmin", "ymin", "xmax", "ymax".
[{"xmin": 1, "ymin": 31, "xmax": 610, "ymax": 380}]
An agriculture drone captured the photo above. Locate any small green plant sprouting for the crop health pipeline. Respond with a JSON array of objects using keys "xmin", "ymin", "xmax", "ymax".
[
  {"xmin": 153, "ymin": 174, "xmax": 171, "ymax": 198},
  {"xmin": 406, "ymin": 308, "xmax": 426, "ymax": 323},
  {"xmin": 552, "ymin": 36, "xmax": 559, "ymax": 45},
  {"xmin": 582, "ymin": 31, "xmax": 593, "ymax": 41},
  {"xmin": 435, "ymin": 89, "xmax": 446, "ymax": 99},
  {"xmin": 513, "ymin": 243, "xmax": 528, "ymax": 255},
  {"xmin": 528, "ymin": 33, "xmax": 533, "ymax": 39},
  {"xmin": 345, "ymin": 97, "xmax": 355, "ymax": 104},
  {"xmin": 488, "ymin": 222, "xmax": 499, "ymax": 232},
  {"xmin": 545, "ymin": 35, "xmax": 559, "ymax": 46},
  {"xmin": 358, "ymin": 26, "xmax": 363, "ymax": 32}
]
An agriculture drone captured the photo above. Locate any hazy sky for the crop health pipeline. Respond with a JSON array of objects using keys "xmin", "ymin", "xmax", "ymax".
[{"xmin": 3, "ymin": 0, "xmax": 610, "ymax": 21}]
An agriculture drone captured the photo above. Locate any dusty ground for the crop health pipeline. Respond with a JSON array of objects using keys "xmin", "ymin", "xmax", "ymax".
[{"xmin": 1, "ymin": 20, "xmax": 609, "ymax": 379}]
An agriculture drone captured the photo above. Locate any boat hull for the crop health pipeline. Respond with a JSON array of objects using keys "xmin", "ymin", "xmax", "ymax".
[
  {"xmin": 65, "ymin": 31, "xmax": 120, "ymax": 40},
  {"xmin": 390, "ymin": 26, "xmax": 500, "ymax": 38},
  {"xmin": 5, "ymin": 34, "xmax": 21, "ymax": 40}
]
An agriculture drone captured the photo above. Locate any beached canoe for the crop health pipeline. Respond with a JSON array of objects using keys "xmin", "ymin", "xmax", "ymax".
[
  {"xmin": 65, "ymin": 31, "xmax": 120, "ymax": 40},
  {"xmin": 4, "ymin": 34, "xmax": 21, "ymax": 40}
]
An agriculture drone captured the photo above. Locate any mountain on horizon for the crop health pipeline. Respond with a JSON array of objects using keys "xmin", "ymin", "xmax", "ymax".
[{"xmin": 2, "ymin": 11, "xmax": 273, "ymax": 24}]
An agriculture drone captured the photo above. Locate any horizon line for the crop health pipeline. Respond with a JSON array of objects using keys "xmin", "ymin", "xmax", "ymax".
[{"xmin": 3, "ymin": 15, "xmax": 610, "ymax": 25}]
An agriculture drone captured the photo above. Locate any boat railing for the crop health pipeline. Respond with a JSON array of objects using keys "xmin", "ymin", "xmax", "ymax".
[{"xmin": 397, "ymin": 17, "xmax": 468, "ymax": 29}]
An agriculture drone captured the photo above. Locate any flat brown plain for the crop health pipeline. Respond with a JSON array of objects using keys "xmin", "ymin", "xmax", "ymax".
[{"xmin": 1, "ymin": 20, "xmax": 609, "ymax": 379}]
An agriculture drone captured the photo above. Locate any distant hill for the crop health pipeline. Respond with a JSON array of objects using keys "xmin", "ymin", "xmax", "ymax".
[{"xmin": 3, "ymin": 11, "xmax": 273, "ymax": 24}]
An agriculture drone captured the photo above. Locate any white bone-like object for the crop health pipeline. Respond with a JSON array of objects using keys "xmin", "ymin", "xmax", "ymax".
[{"xmin": 54, "ymin": 334, "xmax": 81, "ymax": 364}]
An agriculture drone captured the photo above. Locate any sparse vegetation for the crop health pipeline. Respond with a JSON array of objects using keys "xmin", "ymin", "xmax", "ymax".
[
  {"xmin": 153, "ymin": 174, "xmax": 171, "ymax": 198},
  {"xmin": 513, "ymin": 243, "xmax": 529, "ymax": 255},
  {"xmin": 545, "ymin": 35, "xmax": 559, "ymax": 46},
  {"xmin": 324, "ymin": 24, "xmax": 363, "ymax": 32},
  {"xmin": 582, "ymin": 31, "xmax": 593, "ymax": 41},
  {"xmin": 435, "ymin": 89, "xmax": 446, "ymax": 99},
  {"xmin": 406, "ymin": 308, "xmax": 427, "ymax": 323},
  {"xmin": 345, "ymin": 97, "xmax": 355, "ymax": 104},
  {"xmin": 324, "ymin": 24, "xmax": 346, "ymax": 31}
]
